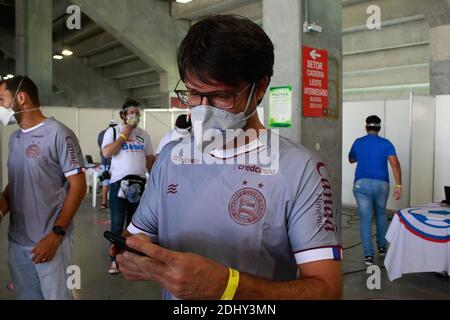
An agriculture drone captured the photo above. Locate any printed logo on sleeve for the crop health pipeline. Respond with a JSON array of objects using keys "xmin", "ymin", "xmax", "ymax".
[
  {"xmin": 316, "ymin": 162, "xmax": 336, "ymax": 232},
  {"xmin": 66, "ymin": 136, "xmax": 80, "ymax": 167}
]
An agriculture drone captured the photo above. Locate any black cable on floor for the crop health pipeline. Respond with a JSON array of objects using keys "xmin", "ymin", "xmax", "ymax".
[{"xmin": 344, "ymin": 265, "xmax": 386, "ymax": 276}]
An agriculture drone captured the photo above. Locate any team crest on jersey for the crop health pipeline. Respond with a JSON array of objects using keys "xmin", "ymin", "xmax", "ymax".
[
  {"xmin": 228, "ymin": 188, "xmax": 266, "ymax": 225},
  {"xmin": 26, "ymin": 144, "xmax": 41, "ymax": 158}
]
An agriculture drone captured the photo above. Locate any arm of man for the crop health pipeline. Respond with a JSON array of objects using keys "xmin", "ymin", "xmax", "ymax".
[
  {"xmin": 31, "ymin": 174, "xmax": 87, "ymax": 264},
  {"xmin": 144, "ymin": 132, "xmax": 155, "ymax": 173},
  {"xmin": 146, "ymin": 155, "xmax": 155, "ymax": 173},
  {"xmin": 117, "ymin": 236, "xmax": 342, "ymax": 300},
  {"xmin": 102, "ymin": 125, "xmax": 134, "ymax": 158},
  {"xmin": 388, "ymin": 155, "xmax": 402, "ymax": 200},
  {"xmin": 0, "ymin": 185, "xmax": 9, "ymax": 224},
  {"xmin": 348, "ymin": 142, "xmax": 357, "ymax": 164},
  {"xmin": 32, "ymin": 128, "xmax": 87, "ymax": 264}
]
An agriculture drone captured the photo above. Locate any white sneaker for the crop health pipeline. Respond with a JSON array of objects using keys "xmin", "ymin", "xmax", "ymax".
[{"xmin": 108, "ymin": 261, "xmax": 120, "ymax": 275}]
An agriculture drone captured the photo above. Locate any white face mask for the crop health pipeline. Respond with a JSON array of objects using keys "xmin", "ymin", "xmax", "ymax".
[
  {"xmin": 0, "ymin": 106, "xmax": 17, "ymax": 126},
  {"xmin": 190, "ymin": 83, "xmax": 257, "ymax": 149}
]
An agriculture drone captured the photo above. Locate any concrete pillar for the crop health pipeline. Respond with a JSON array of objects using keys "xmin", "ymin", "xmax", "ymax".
[
  {"xmin": 420, "ymin": 0, "xmax": 450, "ymax": 95},
  {"xmin": 430, "ymin": 24, "xmax": 450, "ymax": 95},
  {"xmin": 15, "ymin": 0, "xmax": 53, "ymax": 105},
  {"xmin": 263, "ymin": 0, "xmax": 342, "ymax": 237}
]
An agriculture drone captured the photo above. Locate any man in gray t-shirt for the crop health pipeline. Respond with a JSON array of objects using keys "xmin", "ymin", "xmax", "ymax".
[
  {"xmin": 113, "ymin": 16, "xmax": 342, "ymax": 300},
  {"xmin": 0, "ymin": 76, "xmax": 87, "ymax": 300}
]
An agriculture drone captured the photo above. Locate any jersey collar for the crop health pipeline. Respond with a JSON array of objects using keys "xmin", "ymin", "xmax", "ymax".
[
  {"xmin": 210, "ymin": 131, "xmax": 268, "ymax": 159},
  {"xmin": 20, "ymin": 121, "xmax": 45, "ymax": 133}
]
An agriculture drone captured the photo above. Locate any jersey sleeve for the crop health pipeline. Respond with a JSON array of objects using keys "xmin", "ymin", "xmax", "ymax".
[
  {"xmin": 56, "ymin": 127, "xmax": 85, "ymax": 178},
  {"xmin": 386, "ymin": 141, "xmax": 397, "ymax": 157},
  {"xmin": 287, "ymin": 157, "xmax": 342, "ymax": 265},
  {"xmin": 127, "ymin": 153, "xmax": 162, "ymax": 241}
]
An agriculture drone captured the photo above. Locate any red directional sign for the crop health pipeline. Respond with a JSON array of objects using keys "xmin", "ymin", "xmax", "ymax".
[{"xmin": 302, "ymin": 46, "xmax": 328, "ymax": 117}]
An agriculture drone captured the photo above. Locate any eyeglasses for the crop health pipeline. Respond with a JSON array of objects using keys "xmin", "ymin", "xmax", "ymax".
[{"xmin": 174, "ymin": 79, "xmax": 254, "ymax": 110}]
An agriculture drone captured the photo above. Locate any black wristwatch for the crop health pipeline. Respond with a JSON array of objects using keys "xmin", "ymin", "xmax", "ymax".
[{"xmin": 52, "ymin": 225, "xmax": 66, "ymax": 237}]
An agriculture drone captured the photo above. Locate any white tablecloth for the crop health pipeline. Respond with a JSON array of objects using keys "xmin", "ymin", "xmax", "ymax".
[{"xmin": 385, "ymin": 205, "xmax": 450, "ymax": 281}]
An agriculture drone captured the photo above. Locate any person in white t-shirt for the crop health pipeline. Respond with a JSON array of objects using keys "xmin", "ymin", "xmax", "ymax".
[
  {"xmin": 101, "ymin": 98, "xmax": 155, "ymax": 274},
  {"xmin": 156, "ymin": 114, "xmax": 192, "ymax": 155}
]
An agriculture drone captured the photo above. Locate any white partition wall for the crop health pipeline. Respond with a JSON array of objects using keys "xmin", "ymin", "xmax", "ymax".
[
  {"xmin": 342, "ymin": 100, "xmax": 385, "ymax": 206},
  {"xmin": 342, "ymin": 99, "xmax": 413, "ymax": 211},
  {"xmin": 410, "ymin": 96, "xmax": 435, "ymax": 205},
  {"xmin": 434, "ymin": 95, "xmax": 450, "ymax": 202},
  {"xmin": 42, "ymin": 107, "xmax": 78, "ymax": 135},
  {"xmin": 144, "ymin": 109, "xmax": 189, "ymax": 153},
  {"xmin": 385, "ymin": 100, "xmax": 411, "ymax": 210},
  {"xmin": 78, "ymin": 108, "xmax": 116, "ymax": 163}
]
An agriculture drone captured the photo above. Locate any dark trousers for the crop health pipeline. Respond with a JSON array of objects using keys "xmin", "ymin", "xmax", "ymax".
[{"xmin": 109, "ymin": 181, "xmax": 140, "ymax": 261}]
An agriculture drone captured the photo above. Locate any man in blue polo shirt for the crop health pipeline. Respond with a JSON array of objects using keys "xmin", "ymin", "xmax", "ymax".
[{"xmin": 349, "ymin": 115, "xmax": 402, "ymax": 266}]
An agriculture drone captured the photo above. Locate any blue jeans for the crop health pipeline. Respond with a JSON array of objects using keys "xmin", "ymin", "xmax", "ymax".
[
  {"xmin": 353, "ymin": 178, "xmax": 389, "ymax": 257},
  {"xmin": 8, "ymin": 235, "xmax": 73, "ymax": 300},
  {"xmin": 109, "ymin": 181, "xmax": 140, "ymax": 261}
]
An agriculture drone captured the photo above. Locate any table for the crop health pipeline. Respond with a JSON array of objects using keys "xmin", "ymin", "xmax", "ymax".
[{"xmin": 385, "ymin": 204, "xmax": 450, "ymax": 281}]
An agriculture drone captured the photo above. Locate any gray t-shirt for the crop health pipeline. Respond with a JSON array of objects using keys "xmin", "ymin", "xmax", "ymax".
[
  {"xmin": 128, "ymin": 130, "xmax": 341, "ymax": 300},
  {"xmin": 7, "ymin": 117, "xmax": 85, "ymax": 246}
]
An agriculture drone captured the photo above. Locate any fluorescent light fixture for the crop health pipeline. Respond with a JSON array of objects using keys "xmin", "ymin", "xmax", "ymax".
[
  {"xmin": 62, "ymin": 49, "xmax": 73, "ymax": 56},
  {"xmin": 53, "ymin": 53, "xmax": 64, "ymax": 60},
  {"xmin": 4, "ymin": 74, "xmax": 14, "ymax": 79},
  {"xmin": 176, "ymin": 0, "xmax": 192, "ymax": 3}
]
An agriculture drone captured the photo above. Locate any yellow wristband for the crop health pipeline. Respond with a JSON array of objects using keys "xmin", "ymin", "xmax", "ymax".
[
  {"xmin": 396, "ymin": 185, "xmax": 402, "ymax": 188},
  {"xmin": 120, "ymin": 134, "xmax": 127, "ymax": 141},
  {"xmin": 220, "ymin": 268, "xmax": 240, "ymax": 300}
]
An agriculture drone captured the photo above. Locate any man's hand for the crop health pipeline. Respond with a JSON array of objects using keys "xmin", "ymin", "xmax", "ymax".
[
  {"xmin": 121, "ymin": 125, "xmax": 134, "ymax": 140},
  {"xmin": 394, "ymin": 186, "xmax": 402, "ymax": 200},
  {"xmin": 31, "ymin": 232, "xmax": 63, "ymax": 264},
  {"xmin": 116, "ymin": 234, "xmax": 229, "ymax": 300}
]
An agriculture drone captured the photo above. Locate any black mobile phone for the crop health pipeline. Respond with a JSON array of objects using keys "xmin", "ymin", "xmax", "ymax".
[{"xmin": 103, "ymin": 231, "xmax": 146, "ymax": 257}]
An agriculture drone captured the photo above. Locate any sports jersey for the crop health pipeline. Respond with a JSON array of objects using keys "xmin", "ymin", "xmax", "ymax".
[
  {"xmin": 128, "ymin": 130, "xmax": 341, "ymax": 300},
  {"xmin": 7, "ymin": 117, "xmax": 85, "ymax": 246}
]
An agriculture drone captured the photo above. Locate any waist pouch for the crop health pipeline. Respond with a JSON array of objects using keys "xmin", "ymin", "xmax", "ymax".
[{"xmin": 117, "ymin": 175, "xmax": 147, "ymax": 203}]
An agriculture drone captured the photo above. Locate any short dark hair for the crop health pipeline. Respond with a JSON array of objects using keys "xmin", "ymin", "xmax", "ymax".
[
  {"xmin": 366, "ymin": 115, "xmax": 381, "ymax": 132},
  {"xmin": 177, "ymin": 15, "xmax": 274, "ymax": 87},
  {"xmin": 122, "ymin": 98, "xmax": 140, "ymax": 111},
  {"xmin": 175, "ymin": 114, "xmax": 192, "ymax": 129},
  {"xmin": 0, "ymin": 75, "xmax": 40, "ymax": 106}
]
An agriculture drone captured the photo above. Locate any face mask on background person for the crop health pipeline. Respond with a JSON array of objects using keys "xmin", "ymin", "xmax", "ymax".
[
  {"xmin": 0, "ymin": 106, "xmax": 17, "ymax": 126},
  {"xmin": 190, "ymin": 83, "xmax": 256, "ymax": 148},
  {"xmin": 126, "ymin": 113, "xmax": 140, "ymax": 128}
]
